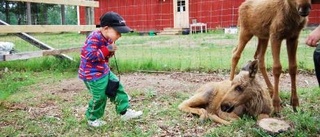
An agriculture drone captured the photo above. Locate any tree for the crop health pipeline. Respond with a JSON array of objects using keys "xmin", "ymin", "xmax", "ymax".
[
  {"xmin": 0, "ymin": 1, "xmax": 77, "ymax": 25},
  {"xmin": 5, "ymin": 1, "xmax": 9, "ymax": 23},
  {"xmin": 66, "ymin": 6, "xmax": 77, "ymax": 25}
]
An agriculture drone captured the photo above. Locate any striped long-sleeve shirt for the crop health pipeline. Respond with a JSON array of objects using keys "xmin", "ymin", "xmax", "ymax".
[{"xmin": 78, "ymin": 30, "xmax": 113, "ymax": 81}]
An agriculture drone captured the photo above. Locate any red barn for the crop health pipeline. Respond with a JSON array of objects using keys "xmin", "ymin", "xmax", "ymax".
[{"xmin": 79, "ymin": 0, "xmax": 320, "ymax": 33}]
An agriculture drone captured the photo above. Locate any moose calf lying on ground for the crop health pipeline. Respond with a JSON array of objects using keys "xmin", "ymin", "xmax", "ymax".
[{"xmin": 178, "ymin": 60, "xmax": 273, "ymax": 125}]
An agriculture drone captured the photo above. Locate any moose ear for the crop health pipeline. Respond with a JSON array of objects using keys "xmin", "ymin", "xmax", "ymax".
[
  {"xmin": 248, "ymin": 59, "xmax": 259, "ymax": 78},
  {"xmin": 241, "ymin": 59, "xmax": 259, "ymax": 78}
]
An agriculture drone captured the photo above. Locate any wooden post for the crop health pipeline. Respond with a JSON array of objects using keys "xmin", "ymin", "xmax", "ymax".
[
  {"xmin": 5, "ymin": 1, "xmax": 10, "ymax": 24},
  {"xmin": 61, "ymin": 5, "xmax": 66, "ymax": 25},
  {"xmin": 85, "ymin": 0, "xmax": 95, "ymax": 36},
  {"xmin": 26, "ymin": 2, "xmax": 32, "ymax": 25}
]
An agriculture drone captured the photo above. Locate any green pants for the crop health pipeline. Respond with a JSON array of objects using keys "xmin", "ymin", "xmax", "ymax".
[{"xmin": 84, "ymin": 71, "xmax": 129, "ymax": 121}]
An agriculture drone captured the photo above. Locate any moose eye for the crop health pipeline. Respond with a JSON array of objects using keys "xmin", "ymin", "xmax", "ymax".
[{"xmin": 235, "ymin": 86, "xmax": 243, "ymax": 92}]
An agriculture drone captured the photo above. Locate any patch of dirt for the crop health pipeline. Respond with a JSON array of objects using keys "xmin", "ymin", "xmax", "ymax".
[
  {"xmin": 120, "ymin": 72, "xmax": 317, "ymax": 93},
  {"xmin": 37, "ymin": 78, "xmax": 85, "ymax": 94},
  {"xmin": 27, "ymin": 100, "xmax": 61, "ymax": 120},
  {"xmin": 15, "ymin": 72, "xmax": 317, "ymax": 119},
  {"xmin": 6, "ymin": 71, "xmax": 319, "ymax": 105}
]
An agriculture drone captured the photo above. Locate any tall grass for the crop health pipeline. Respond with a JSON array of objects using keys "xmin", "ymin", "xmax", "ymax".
[
  {"xmin": 0, "ymin": 57, "xmax": 79, "ymax": 99},
  {"xmin": 0, "ymin": 56, "xmax": 79, "ymax": 72},
  {"xmin": 0, "ymin": 30, "xmax": 316, "ymax": 73},
  {"xmin": 0, "ymin": 30, "xmax": 316, "ymax": 98}
]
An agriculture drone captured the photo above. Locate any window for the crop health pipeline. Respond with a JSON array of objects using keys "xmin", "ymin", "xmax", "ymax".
[{"xmin": 177, "ymin": 0, "xmax": 185, "ymax": 12}]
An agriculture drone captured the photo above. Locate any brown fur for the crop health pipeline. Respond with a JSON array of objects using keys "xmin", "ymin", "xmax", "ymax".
[
  {"xmin": 179, "ymin": 60, "xmax": 273, "ymax": 125},
  {"xmin": 230, "ymin": 0, "xmax": 311, "ymax": 113}
]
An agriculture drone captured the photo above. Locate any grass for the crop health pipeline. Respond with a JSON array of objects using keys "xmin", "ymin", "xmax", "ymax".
[
  {"xmin": 0, "ymin": 30, "xmax": 319, "ymax": 136},
  {"xmin": 0, "ymin": 71, "xmax": 319, "ymax": 136},
  {"xmin": 208, "ymin": 88, "xmax": 320, "ymax": 137},
  {"xmin": 0, "ymin": 56, "xmax": 79, "ymax": 99},
  {"xmin": 0, "ymin": 30, "xmax": 316, "ymax": 73},
  {"xmin": 115, "ymin": 32, "xmax": 315, "ymax": 72},
  {"xmin": 125, "ymin": 33, "xmax": 297, "ymax": 71}
]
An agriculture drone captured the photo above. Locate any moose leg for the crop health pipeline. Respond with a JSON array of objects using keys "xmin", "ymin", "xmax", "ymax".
[
  {"xmin": 255, "ymin": 38, "xmax": 274, "ymax": 97},
  {"xmin": 286, "ymin": 38, "xmax": 299, "ymax": 112},
  {"xmin": 230, "ymin": 28, "xmax": 253, "ymax": 80},
  {"xmin": 270, "ymin": 37, "xmax": 282, "ymax": 113},
  {"xmin": 207, "ymin": 113, "xmax": 231, "ymax": 125},
  {"xmin": 217, "ymin": 110, "xmax": 240, "ymax": 122},
  {"xmin": 178, "ymin": 92, "xmax": 210, "ymax": 120}
]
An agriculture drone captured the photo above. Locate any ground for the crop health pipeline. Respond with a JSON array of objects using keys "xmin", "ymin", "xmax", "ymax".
[
  {"xmin": 30, "ymin": 72, "xmax": 318, "ymax": 100},
  {"xmin": 2, "ymin": 72, "xmax": 318, "ymax": 136}
]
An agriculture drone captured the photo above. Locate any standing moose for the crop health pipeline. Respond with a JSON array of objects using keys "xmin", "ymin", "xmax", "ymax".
[{"xmin": 230, "ymin": 0, "xmax": 311, "ymax": 113}]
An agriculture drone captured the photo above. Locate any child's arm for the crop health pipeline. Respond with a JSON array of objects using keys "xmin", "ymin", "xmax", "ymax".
[
  {"xmin": 82, "ymin": 38, "xmax": 115, "ymax": 62},
  {"xmin": 104, "ymin": 43, "xmax": 117, "ymax": 59}
]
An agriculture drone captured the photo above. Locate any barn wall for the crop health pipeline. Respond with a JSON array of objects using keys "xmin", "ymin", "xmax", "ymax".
[
  {"xmin": 309, "ymin": 4, "xmax": 320, "ymax": 25},
  {"xmin": 80, "ymin": 0, "xmax": 173, "ymax": 32},
  {"xmin": 79, "ymin": 0, "xmax": 320, "ymax": 32},
  {"xmin": 189, "ymin": 0, "xmax": 243, "ymax": 29}
]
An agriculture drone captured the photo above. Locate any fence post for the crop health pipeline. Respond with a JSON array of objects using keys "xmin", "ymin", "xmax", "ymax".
[
  {"xmin": 26, "ymin": 2, "xmax": 32, "ymax": 25},
  {"xmin": 85, "ymin": 0, "xmax": 95, "ymax": 36}
]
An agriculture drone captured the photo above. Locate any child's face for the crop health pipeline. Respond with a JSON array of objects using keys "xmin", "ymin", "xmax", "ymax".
[{"xmin": 102, "ymin": 27, "xmax": 121, "ymax": 41}]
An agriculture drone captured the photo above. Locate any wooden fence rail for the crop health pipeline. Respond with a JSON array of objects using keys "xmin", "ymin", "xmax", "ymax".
[
  {"xmin": 1, "ymin": 0, "xmax": 97, "ymax": 61},
  {"xmin": 0, "ymin": 47, "xmax": 81, "ymax": 61},
  {"xmin": 0, "ymin": 25, "xmax": 97, "ymax": 33}
]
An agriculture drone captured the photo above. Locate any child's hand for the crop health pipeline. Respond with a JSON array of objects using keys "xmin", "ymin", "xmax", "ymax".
[
  {"xmin": 107, "ymin": 44, "xmax": 118, "ymax": 52},
  {"xmin": 109, "ymin": 51, "xmax": 115, "ymax": 58}
]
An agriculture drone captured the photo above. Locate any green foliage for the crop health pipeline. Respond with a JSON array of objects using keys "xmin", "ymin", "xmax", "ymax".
[
  {"xmin": 0, "ymin": 71, "xmax": 35, "ymax": 100},
  {"xmin": 47, "ymin": 5, "xmax": 61, "ymax": 25},
  {"xmin": 0, "ymin": 62, "xmax": 76, "ymax": 100},
  {"xmin": 0, "ymin": 56, "xmax": 79, "ymax": 99},
  {"xmin": 65, "ymin": 6, "xmax": 78, "ymax": 25},
  {"xmin": 122, "ymin": 31, "xmax": 141, "ymax": 36},
  {"xmin": 207, "ymin": 29, "xmax": 224, "ymax": 34},
  {"xmin": 206, "ymin": 116, "xmax": 261, "ymax": 137},
  {"xmin": 0, "ymin": 3, "xmax": 77, "ymax": 25}
]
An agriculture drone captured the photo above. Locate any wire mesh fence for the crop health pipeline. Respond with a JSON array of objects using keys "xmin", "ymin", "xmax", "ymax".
[{"xmin": 0, "ymin": 1, "xmax": 317, "ymax": 73}]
